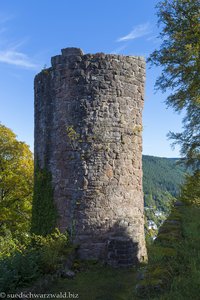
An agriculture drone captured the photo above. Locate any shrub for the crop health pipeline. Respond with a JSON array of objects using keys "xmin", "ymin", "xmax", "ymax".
[
  {"xmin": 0, "ymin": 250, "xmax": 41, "ymax": 291},
  {"xmin": 0, "ymin": 229, "xmax": 73, "ymax": 292},
  {"xmin": 0, "ymin": 230, "xmax": 26, "ymax": 259},
  {"xmin": 31, "ymin": 229, "xmax": 72, "ymax": 274}
]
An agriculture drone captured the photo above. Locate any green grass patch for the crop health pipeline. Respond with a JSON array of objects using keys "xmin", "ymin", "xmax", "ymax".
[{"xmin": 44, "ymin": 263, "xmax": 138, "ymax": 300}]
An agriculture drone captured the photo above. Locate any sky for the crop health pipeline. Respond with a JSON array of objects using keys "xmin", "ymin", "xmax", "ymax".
[{"xmin": 0, "ymin": 0, "xmax": 183, "ymax": 157}]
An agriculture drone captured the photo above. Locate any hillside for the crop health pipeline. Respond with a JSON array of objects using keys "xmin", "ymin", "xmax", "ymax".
[
  {"xmin": 143, "ymin": 155, "xmax": 186, "ymax": 209},
  {"xmin": 142, "ymin": 155, "xmax": 187, "ymax": 234}
]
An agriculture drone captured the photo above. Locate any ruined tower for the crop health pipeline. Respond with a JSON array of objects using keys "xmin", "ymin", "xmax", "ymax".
[{"xmin": 34, "ymin": 47, "xmax": 147, "ymax": 266}]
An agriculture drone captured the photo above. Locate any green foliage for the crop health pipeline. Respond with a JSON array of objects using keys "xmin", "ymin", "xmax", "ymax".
[
  {"xmin": 0, "ymin": 124, "xmax": 33, "ymax": 236},
  {"xmin": 31, "ymin": 229, "xmax": 72, "ymax": 273},
  {"xmin": 143, "ymin": 156, "xmax": 186, "ymax": 207},
  {"xmin": 31, "ymin": 165, "xmax": 57, "ymax": 236},
  {"xmin": 0, "ymin": 233, "xmax": 39, "ymax": 292},
  {"xmin": 143, "ymin": 155, "xmax": 186, "ymax": 234},
  {"xmin": 148, "ymin": 0, "xmax": 200, "ymax": 169},
  {"xmin": 0, "ymin": 229, "xmax": 72, "ymax": 292},
  {"xmin": 66, "ymin": 125, "xmax": 80, "ymax": 141},
  {"xmin": 0, "ymin": 229, "xmax": 27, "ymax": 259},
  {"xmin": 136, "ymin": 204, "xmax": 200, "ymax": 299},
  {"xmin": 180, "ymin": 170, "xmax": 200, "ymax": 206},
  {"xmin": 0, "ymin": 250, "xmax": 41, "ymax": 292}
]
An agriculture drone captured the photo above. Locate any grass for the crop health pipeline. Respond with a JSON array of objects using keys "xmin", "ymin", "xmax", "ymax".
[{"xmin": 44, "ymin": 262, "xmax": 138, "ymax": 300}]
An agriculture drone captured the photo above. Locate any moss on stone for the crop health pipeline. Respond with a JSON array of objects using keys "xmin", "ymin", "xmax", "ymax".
[{"xmin": 31, "ymin": 165, "xmax": 57, "ymax": 236}]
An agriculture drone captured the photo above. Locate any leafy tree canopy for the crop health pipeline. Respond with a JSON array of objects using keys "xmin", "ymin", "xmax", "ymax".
[
  {"xmin": 148, "ymin": 0, "xmax": 200, "ymax": 169},
  {"xmin": 0, "ymin": 124, "xmax": 33, "ymax": 235}
]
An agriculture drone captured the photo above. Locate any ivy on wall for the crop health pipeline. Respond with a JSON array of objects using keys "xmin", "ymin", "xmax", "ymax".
[{"xmin": 31, "ymin": 165, "xmax": 57, "ymax": 236}]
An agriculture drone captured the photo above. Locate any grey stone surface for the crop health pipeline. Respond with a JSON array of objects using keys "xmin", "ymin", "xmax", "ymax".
[
  {"xmin": 61, "ymin": 269, "xmax": 75, "ymax": 279},
  {"xmin": 34, "ymin": 47, "xmax": 147, "ymax": 266}
]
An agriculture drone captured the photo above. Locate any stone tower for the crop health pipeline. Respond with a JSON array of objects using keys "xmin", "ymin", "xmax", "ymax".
[{"xmin": 34, "ymin": 48, "xmax": 147, "ymax": 266}]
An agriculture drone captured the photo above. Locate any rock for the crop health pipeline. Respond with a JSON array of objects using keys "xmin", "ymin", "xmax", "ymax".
[
  {"xmin": 174, "ymin": 200, "xmax": 184, "ymax": 207},
  {"xmin": 61, "ymin": 269, "xmax": 75, "ymax": 279}
]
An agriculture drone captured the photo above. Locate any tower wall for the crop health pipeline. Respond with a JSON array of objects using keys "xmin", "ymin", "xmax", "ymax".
[{"xmin": 34, "ymin": 48, "xmax": 147, "ymax": 266}]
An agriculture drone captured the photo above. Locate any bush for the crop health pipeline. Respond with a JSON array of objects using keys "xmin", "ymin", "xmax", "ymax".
[
  {"xmin": 0, "ymin": 250, "xmax": 41, "ymax": 291},
  {"xmin": 0, "ymin": 230, "xmax": 26, "ymax": 259},
  {"xmin": 0, "ymin": 229, "xmax": 73, "ymax": 292},
  {"xmin": 31, "ymin": 229, "xmax": 72, "ymax": 274}
]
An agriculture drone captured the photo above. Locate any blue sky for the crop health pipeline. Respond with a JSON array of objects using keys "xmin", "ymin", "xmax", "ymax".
[{"xmin": 0, "ymin": 0, "xmax": 183, "ymax": 157}]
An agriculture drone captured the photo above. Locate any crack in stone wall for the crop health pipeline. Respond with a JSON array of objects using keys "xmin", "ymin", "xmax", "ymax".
[{"xmin": 34, "ymin": 47, "xmax": 147, "ymax": 265}]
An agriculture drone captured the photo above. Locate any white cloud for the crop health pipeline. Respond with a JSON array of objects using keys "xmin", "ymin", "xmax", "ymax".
[
  {"xmin": 0, "ymin": 49, "xmax": 38, "ymax": 69},
  {"xmin": 117, "ymin": 23, "xmax": 151, "ymax": 42},
  {"xmin": 0, "ymin": 15, "xmax": 38, "ymax": 70}
]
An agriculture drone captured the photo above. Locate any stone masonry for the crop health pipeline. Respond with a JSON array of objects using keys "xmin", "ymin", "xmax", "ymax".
[{"xmin": 34, "ymin": 47, "xmax": 147, "ymax": 266}]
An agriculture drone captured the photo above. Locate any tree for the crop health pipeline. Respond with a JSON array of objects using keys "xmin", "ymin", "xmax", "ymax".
[
  {"xmin": 0, "ymin": 124, "xmax": 33, "ymax": 235},
  {"xmin": 180, "ymin": 170, "xmax": 200, "ymax": 205},
  {"xmin": 148, "ymin": 0, "xmax": 200, "ymax": 169}
]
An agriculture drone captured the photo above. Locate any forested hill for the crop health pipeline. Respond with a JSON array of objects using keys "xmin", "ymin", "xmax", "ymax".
[{"xmin": 142, "ymin": 155, "xmax": 186, "ymax": 213}]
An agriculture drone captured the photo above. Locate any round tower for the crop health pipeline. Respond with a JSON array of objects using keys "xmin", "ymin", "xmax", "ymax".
[{"xmin": 34, "ymin": 47, "xmax": 147, "ymax": 266}]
